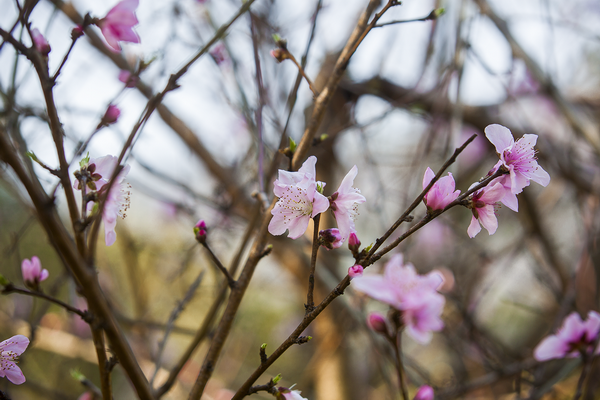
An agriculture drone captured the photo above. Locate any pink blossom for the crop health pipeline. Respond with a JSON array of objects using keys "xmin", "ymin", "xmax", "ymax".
[
  {"xmin": 352, "ymin": 254, "xmax": 445, "ymax": 344},
  {"xmin": 467, "ymin": 180, "xmax": 508, "ymax": 238},
  {"xmin": 102, "ymin": 104, "xmax": 121, "ymax": 125},
  {"xmin": 76, "ymin": 155, "xmax": 131, "ymax": 246},
  {"xmin": 348, "ymin": 264, "xmax": 364, "ymax": 279},
  {"xmin": 319, "ymin": 228, "xmax": 343, "ymax": 249},
  {"xmin": 534, "ymin": 311, "xmax": 600, "ymax": 361},
  {"xmin": 422, "ymin": 167, "xmax": 460, "ymax": 211},
  {"xmin": 330, "ymin": 166, "xmax": 366, "ymax": 241},
  {"xmin": 118, "ymin": 70, "xmax": 139, "ymax": 88},
  {"xmin": 21, "ymin": 256, "xmax": 49, "ymax": 287},
  {"xmin": 97, "ymin": 0, "xmax": 140, "ymax": 51},
  {"xmin": 414, "ymin": 385, "xmax": 434, "ymax": 400},
  {"xmin": 367, "ymin": 312, "xmax": 388, "ymax": 335},
  {"xmin": 278, "ymin": 388, "xmax": 308, "ymax": 400},
  {"xmin": 268, "ymin": 156, "xmax": 329, "ymax": 239},
  {"xmin": 0, "ymin": 335, "xmax": 29, "ymax": 385},
  {"xmin": 31, "ymin": 28, "xmax": 51, "ymax": 55},
  {"xmin": 485, "ymin": 124, "xmax": 550, "ymax": 195}
]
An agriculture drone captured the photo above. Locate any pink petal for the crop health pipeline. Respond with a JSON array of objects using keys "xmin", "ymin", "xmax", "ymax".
[
  {"xmin": 352, "ymin": 276, "xmax": 401, "ymax": 309},
  {"xmin": 422, "ymin": 167, "xmax": 435, "ymax": 190},
  {"xmin": 485, "ymin": 124, "xmax": 514, "ymax": 154},
  {"xmin": 298, "ymin": 156, "xmax": 317, "ymax": 179},
  {"xmin": 39, "ymin": 269, "xmax": 49, "ymax": 282},
  {"xmin": 500, "ymin": 191, "xmax": 519, "ymax": 212},
  {"xmin": 526, "ymin": 165, "xmax": 551, "ymax": 187},
  {"xmin": 479, "ymin": 182, "xmax": 506, "ymax": 203},
  {"xmin": 337, "ymin": 165, "xmax": 358, "ymax": 194},
  {"xmin": 311, "ymin": 191, "xmax": 330, "ymax": 217},
  {"xmin": 286, "ymin": 215, "xmax": 311, "ymax": 239},
  {"xmin": 0, "ymin": 335, "xmax": 29, "ymax": 354},
  {"xmin": 534, "ymin": 335, "xmax": 569, "ymax": 361},
  {"xmin": 4, "ymin": 364, "xmax": 25, "ymax": 385},
  {"xmin": 477, "ymin": 205, "xmax": 498, "ymax": 235},
  {"xmin": 467, "ymin": 215, "xmax": 481, "ymax": 238}
]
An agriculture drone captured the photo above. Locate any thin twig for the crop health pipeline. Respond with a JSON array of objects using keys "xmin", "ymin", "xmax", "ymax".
[
  {"xmin": 2, "ymin": 284, "xmax": 88, "ymax": 319},
  {"xmin": 305, "ymin": 214, "xmax": 321, "ymax": 313},
  {"xmin": 374, "ymin": 10, "xmax": 438, "ymax": 27}
]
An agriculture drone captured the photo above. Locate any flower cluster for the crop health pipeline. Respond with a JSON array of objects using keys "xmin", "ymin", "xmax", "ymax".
[
  {"xmin": 352, "ymin": 254, "xmax": 445, "ymax": 344},
  {"xmin": 534, "ymin": 311, "xmax": 600, "ymax": 361},
  {"xmin": 0, "ymin": 335, "xmax": 29, "ymax": 385},
  {"xmin": 74, "ymin": 155, "xmax": 131, "ymax": 246},
  {"xmin": 422, "ymin": 124, "xmax": 550, "ymax": 237},
  {"xmin": 269, "ymin": 156, "xmax": 366, "ymax": 243}
]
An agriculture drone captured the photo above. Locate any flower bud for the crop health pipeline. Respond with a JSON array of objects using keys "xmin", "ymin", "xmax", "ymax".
[
  {"xmin": 319, "ymin": 228, "xmax": 343, "ymax": 250},
  {"xmin": 348, "ymin": 264, "xmax": 363, "ymax": 278},
  {"xmin": 31, "ymin": 28, "xmax": 51, "ymax": 56},
  {"xmin": 71, "ymin": 26, "xmax": 85, "ymax": 40},
  {"xmin": 101, "ymin": 105, "xmax": 121, "ymax": 126},
  {"xmin": 414, "ymin": 385, "xmax": 434, "ymax": 400},
  {"xmin": 367, "ymin": 312, "xmax": 388, "ymax": 335},
  {"xmin": 194, "ymin": 220, "xmax": 207, "ymax": 243},
  {"xmin": 270, "ymin": 48, "xmax": 290, "ymax": 63},
  {"xmin": 119, "ymin": 70, "xmax": 139, "ymax": 88},
  {"xmin": 348, "ymin": 232, "xmax": 361, "ymax": 254},
  {"xmin": 21, "ymin": 256, "xmax": 49, "ymax": 289}
]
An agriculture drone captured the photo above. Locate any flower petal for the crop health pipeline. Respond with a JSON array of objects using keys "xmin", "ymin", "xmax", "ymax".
[{"xmin": 485, "ymin": 124, "xmax": 514, "ymax": 154}]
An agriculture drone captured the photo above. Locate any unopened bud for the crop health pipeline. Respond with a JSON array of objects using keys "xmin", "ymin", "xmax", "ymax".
[
  {"xmin": 414, "ymin": 385, "xmax": 434, "ymax": 400},
  {"xmin": 270, "ymin": 48, "xmax": 290, "ymax": 63},
  {"xmin": 348, "ymin": 232, "xmax": 361, "ymax": 254},
  {"xmin": 31, "ymin": 28, "xmax": 51, "ymax": 56},
  {"xmin": 367, "ymin": 312, "xmax": 388, "ymax": 335},
  {"xmin": 194, "ymin": 219, "xmax": 207, "ymax": 243},
  {"xmin": 319, "ymin": 228, "xmax": 343, "ymax": 250},
  {"xmin": 101, "ymin": 104, "xmax": 120, "ymax": 126},
  {"xmin": 348, "ymin": 264, "xmax": 363, "ymax": 278},
  {"xmin": 71, "ymin": 25, "xmax": 85, "ymax": 40}
]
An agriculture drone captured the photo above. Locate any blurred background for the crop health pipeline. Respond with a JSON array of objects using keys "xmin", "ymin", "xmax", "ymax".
[{"xmin": 1, "ymin": 0, "xmax": 600, "ymax": 398}]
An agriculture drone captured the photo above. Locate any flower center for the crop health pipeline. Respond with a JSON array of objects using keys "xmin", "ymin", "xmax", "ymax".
[{"xmin": 278, "ymin": 185, "xmax": 313, "ymax": 222}]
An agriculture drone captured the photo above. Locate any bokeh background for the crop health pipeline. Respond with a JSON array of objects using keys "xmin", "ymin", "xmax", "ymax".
[{"xmin": 1, "ymin": 0, "xmax": 600, "ymax": 398}]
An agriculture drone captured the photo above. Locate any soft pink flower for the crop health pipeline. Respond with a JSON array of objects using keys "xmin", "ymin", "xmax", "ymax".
[
  {"xmin": 467, "ymin": 180, "xmax": 508, "ymax": 238},
  {"xmin": 0, "ymin": 335, "xmax": 29, "ymax": 385},
  {"xmin": 97, "ymin": 0, "xmax": 140, "ymax": 51},
  {"xmin": 414, "ymin": 385, "xmax": 434, "ymax": 400},
  {"xmin": 268, "ymin": 156, "xmax": 329, "ymax": 239},
  {"xmin": 330, "ymin": 166, "xmax": 366, "ymax": 241},
  {"xmin": 352, "ymin": 254, "xmax": 445, "ymax": 344},
  {"xmin": 77, "ymin": 155, "xmax": 131, "ymax": 246},
  {"xmin": 102, "ymin": 104, "xmax": 121, "ymax": 125},
  {"xmin": 485, "ymin": 124, "xmax": 550, "ymax": 195},
  {"xmin": 422, "ymin": 167, "xmax": 460, "ymax": 211},
  {"xmin": 21, "ymin": 256, "xmax": 49, "ymax": 287},
  {"xmin": 367, "ymin": 312, "xmax": 388, "ymax": 335},
  {"xmin": 534, "ymin": 311, "xmax": 600, "ymax": 361},
  {"xmin": 278, "ymin": 388, "xmax": 308, "ymax": 400},
  {"xmin": 319, "ymin": 228, "xmax": 343, "ymax": 250},
  {"xmin": 31, "ymin": 28, "xmax": 51, "ymax": 55},
  {"xmin": 118, "ymin": 70, "xmax": 139, "ymax": 88},
  {"xmin": 348, "ymin": 264, "xmax": 364, "ymax": 279}
]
